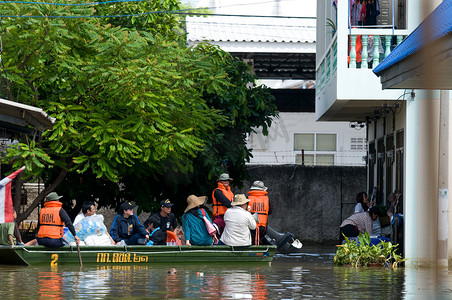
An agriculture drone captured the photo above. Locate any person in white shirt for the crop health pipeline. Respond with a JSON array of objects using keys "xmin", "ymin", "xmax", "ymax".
[
  {"xmin": 220, "ymin": 194, "xmax": 257, "ymax": 246},
  {"xmin": 354, "ymin": 192, "xmax": 369, "ymax": 213},
  {"xmin": 74, "ymin": 201, "xmax": 96, "ymax": 225},
  {"xmin": 71, "ymin": 201, "xmax": 115, "ymax": 245}
]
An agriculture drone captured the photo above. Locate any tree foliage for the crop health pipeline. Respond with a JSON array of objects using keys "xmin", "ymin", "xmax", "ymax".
[{"xmin": 0, "ymin": 1, "xmax": 277, "ymax": 220}]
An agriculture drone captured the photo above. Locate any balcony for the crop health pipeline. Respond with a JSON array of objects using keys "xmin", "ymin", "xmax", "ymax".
[{"xmin": 315, "ymin": 0, "xmax": 410, "ymax": 122}]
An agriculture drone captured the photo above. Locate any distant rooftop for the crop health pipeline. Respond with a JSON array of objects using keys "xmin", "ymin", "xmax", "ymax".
[
  {"xmin": 186, "ymin": 15, "xmax": 316, "ymax": 53},
  {"xmin": 185, "ymin": 15, "xmax": 316, "ymax": 79}
]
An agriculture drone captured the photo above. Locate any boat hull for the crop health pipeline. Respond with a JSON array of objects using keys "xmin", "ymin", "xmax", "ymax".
[{"xmin": 0, "ymin": 245, "xmax": 276, "ymax": 266}]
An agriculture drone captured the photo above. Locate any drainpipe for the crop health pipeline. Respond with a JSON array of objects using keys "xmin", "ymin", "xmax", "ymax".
[
  {"xmin": 405, "ymin": 90, "xmax": 418, "ymax": 266},
  {"xmin": 437, "ymin": 90, "xmax": 450, "ymax": 267}
]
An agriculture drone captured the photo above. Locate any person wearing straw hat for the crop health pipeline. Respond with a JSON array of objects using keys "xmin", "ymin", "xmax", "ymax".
[
  {"xmin": 36, "ymin": 192, "xmax": 80, "ymax": 248},
  {"xmin": 182, "ymin": 195, "xmax": 218, "ymax": 246},
  {"xmin": 219, "ymin": 194, "xmax": 257, "ymax": 247},
  {"xmin": 248, "ymin": 181, "xmax": 271, "ymax": 245},
  {"xmin": 211, "ymin": 173, "xmax": 234, "ymax": 236}
]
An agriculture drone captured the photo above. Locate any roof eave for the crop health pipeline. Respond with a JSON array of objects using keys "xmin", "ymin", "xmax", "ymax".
[{"xmin": 377, "ymin": 34, "xmax": 452, "ymax": 90}]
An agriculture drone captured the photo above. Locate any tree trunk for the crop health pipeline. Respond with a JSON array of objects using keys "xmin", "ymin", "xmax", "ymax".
[{"xmin": 16, "ymin": 167, "xmax": 69, "ymax": 223}]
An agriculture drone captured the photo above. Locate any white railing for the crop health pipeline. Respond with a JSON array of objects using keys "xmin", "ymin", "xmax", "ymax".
[
  {"xmin": 317, "ymin": 29, "xmax": 409, "ymax": 90},
  {"xmin": 348, "ymin": 34, "xmax": 404, "ymax": 69}
]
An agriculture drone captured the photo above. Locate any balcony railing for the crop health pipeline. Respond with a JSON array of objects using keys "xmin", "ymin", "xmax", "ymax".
[
  {"xmin": 348, "ymin": 34, "xmax": 404, "ymax": 69},
  {"xmin": 317, "ymin": 29, "xmax": 407, "ymax": 92}
]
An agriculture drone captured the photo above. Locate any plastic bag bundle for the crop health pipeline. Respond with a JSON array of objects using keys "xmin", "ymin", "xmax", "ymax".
[{"xmin": 64, "ymin": 215, "xmax": 108, "ymax": 242}]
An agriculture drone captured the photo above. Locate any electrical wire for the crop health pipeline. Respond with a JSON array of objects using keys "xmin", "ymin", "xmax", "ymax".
[
  {"xmin": 0, "ymin": 11, "xmax": 316, "ymax": 19},
  {"xmin": 0, "ymin": 0, "xmax": 153, "ymax": 6},
  {"xmin": 0, "ymin": 1, "xmax": 316, "ymax": 19}
]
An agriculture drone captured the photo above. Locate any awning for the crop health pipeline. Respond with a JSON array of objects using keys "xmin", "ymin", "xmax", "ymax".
[
  {"xmin": 373, "ymin": 0, "xmax": 452, "ymax": 89},
  {"xmin": 0, "ymin": 98, "xmax": 55, "ymax": 135}
]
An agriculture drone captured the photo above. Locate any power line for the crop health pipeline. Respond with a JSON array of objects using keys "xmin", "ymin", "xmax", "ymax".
[
  {"xmin": 0, "ymin": 11, "xmax": 317, "ymax": 19},
  {"xmin": 0, "ymin": 1, "xmax": 316, "ymax": 19},
  {"xmin": 0, "ymin": 0, "xmax": 188, "ymax": 6},
  {"xmin": 177, "ymin": 13, "xmax": 315, "ymax": 19}
]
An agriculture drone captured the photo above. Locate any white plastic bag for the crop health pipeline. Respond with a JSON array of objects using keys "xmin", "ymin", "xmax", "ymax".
[{"xmin": 64, "ymin": 214, "xmax": 108, "ymax": 243}]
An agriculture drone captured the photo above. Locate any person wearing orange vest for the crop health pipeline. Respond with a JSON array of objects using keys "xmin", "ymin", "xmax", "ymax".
[
  {"xmin": 211, "ymin": 173, "xmax": 234, "ymax": 236},
  {"xmin": 37, "ymin": 192, "xmax": 80, "ymax": 248},
  {"xmin": 248, "ymin": 181, "xmax": 271, "ymax": 245}
]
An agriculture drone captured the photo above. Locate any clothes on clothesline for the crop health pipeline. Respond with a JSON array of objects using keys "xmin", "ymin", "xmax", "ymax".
[{"xmin": 349, "ymin": 0, "xmax": 381, "ymax": 26}]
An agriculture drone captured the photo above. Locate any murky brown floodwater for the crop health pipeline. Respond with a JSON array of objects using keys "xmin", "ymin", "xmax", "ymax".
[{"xmin": 1, "ymin": 245, "xmax": 452, "ymax": 299}]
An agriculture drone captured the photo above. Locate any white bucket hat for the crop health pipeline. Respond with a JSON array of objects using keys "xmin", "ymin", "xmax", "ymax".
[
  {"xmin": 217, "ymin": 173, "xmax": 233, "ymax": 181},
  {"xmin": 250, "ymin": 180, "xmax": 268, "ymax": 191}
]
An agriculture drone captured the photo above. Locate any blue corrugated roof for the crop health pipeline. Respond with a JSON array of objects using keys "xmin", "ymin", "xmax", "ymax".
[{"xmin": 374, "ymin": 0, "xmax": 452, "ymax": 75}]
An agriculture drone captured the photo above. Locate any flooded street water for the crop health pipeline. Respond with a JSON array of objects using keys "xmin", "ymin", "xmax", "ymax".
[{"xmin": 1, "ymin": 245, "xmax": 452, "ymax": 299}]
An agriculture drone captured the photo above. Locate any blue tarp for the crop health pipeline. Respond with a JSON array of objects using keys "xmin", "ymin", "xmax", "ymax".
[{"xmin": 347, "ymin": 236, "xmax": 390, "ymax": 246}]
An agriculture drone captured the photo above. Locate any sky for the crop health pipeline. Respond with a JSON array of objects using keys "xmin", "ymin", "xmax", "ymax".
[{"xmin": 181, "ymin": 0, "xmax": 317, "ymax": 18}]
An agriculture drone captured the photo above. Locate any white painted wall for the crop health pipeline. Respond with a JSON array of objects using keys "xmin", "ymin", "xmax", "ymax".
[{"xmin": 247, "ymin": 112, "xmax": 366, "ymax": 166}]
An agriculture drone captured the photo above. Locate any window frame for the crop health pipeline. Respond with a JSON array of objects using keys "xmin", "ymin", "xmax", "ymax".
[{"xmin": 294, "ymin": 132, "xmax": 338, "ymax": 166}]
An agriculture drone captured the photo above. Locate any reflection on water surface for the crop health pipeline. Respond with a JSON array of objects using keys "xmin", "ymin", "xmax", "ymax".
[{"xmin": 1, "ymin": 245, "xmax": 452, "ymax": 299}]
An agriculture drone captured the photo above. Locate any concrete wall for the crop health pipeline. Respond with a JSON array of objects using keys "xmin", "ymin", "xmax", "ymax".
[{"xmin": 236, "ymin": 165, "xmax": 367, "ymax": 244}]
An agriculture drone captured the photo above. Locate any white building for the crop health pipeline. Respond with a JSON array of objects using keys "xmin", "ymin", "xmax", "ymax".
[
  {"xmin": 316, "ymin": 0, "xmax": 452, "ymax": 266},
  {"xmin": 185, "ymin": 0, "xmax": 366, "ymax": 166}
]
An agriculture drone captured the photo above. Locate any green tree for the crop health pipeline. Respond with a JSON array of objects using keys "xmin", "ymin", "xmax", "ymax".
[{"xmin": 0, "ymin": 1, "xmax": 277, "ymax": 220}]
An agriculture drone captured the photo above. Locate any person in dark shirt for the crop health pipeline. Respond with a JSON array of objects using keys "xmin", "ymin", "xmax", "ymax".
[
  {"xmin": 110, "ymin": 202, "xmax": 149, "ymax": 245},
  {"xmin": 148, "ymin": 199, "xmax": 178, "ymax": 240},
  {"xmin": 211, "ymin": 173, "xmax": 234, "ymax": 236},
  {"xmin": 36, "ymin": 192, "xmax": 80, "ymax": 248},
  {"xmin": 143, "ymin": 215, "xmax": 166, "ymax": 245}
]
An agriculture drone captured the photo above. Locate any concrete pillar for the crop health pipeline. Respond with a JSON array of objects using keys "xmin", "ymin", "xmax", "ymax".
[
  {"xmin": 416, "ymin": 92, "xmax": 439, "ymax": 267},
  {"xmin": 405, "ymin": 91, "xmax": 440, "ymax": 267}
]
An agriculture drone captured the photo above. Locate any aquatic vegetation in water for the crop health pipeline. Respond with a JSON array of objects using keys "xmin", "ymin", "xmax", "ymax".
[{"xmin": 333, "ymin": 232, "xmax": 405, "ymax": 268}]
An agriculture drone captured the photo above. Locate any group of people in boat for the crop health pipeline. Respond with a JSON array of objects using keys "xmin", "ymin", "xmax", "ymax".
[{"xmin": 0, "ymin": 173, "xmax": 271, "ymax": 248}]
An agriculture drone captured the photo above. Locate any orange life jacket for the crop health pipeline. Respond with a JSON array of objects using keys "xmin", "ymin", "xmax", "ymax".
[
  {"xmin": 166, "ymin": 230, "xmax": 182, "ymax": 246},
  {"xmin": 37, "ymin": 201, "xmax": 64, "ymax": 239},
  {"xmin": 248, "ymin": 190, "xmax": 269, "ymax": 228},
  {"xmin": 212, "ymin": 182, "xmax": 234, "ymax": 216}
]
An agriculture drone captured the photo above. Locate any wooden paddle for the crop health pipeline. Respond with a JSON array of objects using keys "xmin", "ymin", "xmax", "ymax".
[{"xmin": 77, "ymin": 243, "xmax": 83, "ymax": 267}]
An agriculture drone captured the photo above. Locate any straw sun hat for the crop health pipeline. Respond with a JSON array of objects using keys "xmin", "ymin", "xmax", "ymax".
[
  {"xmin": 231, "ymin": 194, "xmax": 250, "ymax": 206},
  {"xmin": 184, "ymin": 195, "xmax": 207, "ymax": 213}
]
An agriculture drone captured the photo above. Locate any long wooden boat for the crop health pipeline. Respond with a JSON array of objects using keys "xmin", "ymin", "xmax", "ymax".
[{"xmin": 0, "ymin": 245, "xmax": 276, "ymax": 267}]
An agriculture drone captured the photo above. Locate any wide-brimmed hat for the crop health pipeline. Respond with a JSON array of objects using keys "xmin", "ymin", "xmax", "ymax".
[
  {"xmin": 120, "ymin": 201, "xmax": 137, "ymax": 212},
  {"xmin": 217, "ymin": 173, "xmax": 233, "ymax": 181},
  {"xmin": 250, "ymin": 180, "xmax": 268, "ymax": 191},
  {"xmin": 160, "ymin": 199, "xmax": 174, "ymax": 208},
  {"xmin": 232, "ymin": 194, "xmax": 250, "ymax": 206},
  {"xmin": 184, "ymin": 195, "xmax": 207, "ymax": 213},
  {"xmin": 46, "ymin": 192, "xmax": 63, "ymax": 202}
]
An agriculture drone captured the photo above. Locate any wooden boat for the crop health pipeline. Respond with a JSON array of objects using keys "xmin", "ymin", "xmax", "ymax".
[{"xmin": 0, "ymin": 245, "xmax": 276, "ymax": 266}]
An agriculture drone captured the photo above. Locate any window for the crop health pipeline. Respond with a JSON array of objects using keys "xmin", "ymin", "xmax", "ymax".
[
  {"xmin": 317, "ymin": 134, "xmax": 336, "ymax": 151},
  {"xmin": 294, "ymin": 133, "xmax": 337, "ymax": 166},
  {"xmin": 294, "ymin": 133, "xmax": 314, "ymax": 151}
]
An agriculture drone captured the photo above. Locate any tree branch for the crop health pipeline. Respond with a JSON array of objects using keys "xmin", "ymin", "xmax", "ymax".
[{"xmin": 16, "ymin": 164, "xmax": 71, "ymax": 223}]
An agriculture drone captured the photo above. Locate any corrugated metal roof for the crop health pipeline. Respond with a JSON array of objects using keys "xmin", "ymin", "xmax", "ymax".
[
  {"xmin": 0, "ymin": 98, "xmax": 55, "ymax": 132},
  {"xmin": 374, "ymin": 0, "xmax": 452, "ymax": 74},
  {"xmin": 186, "ymin": 16, "xmax": 316, "ymax": 44}
]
